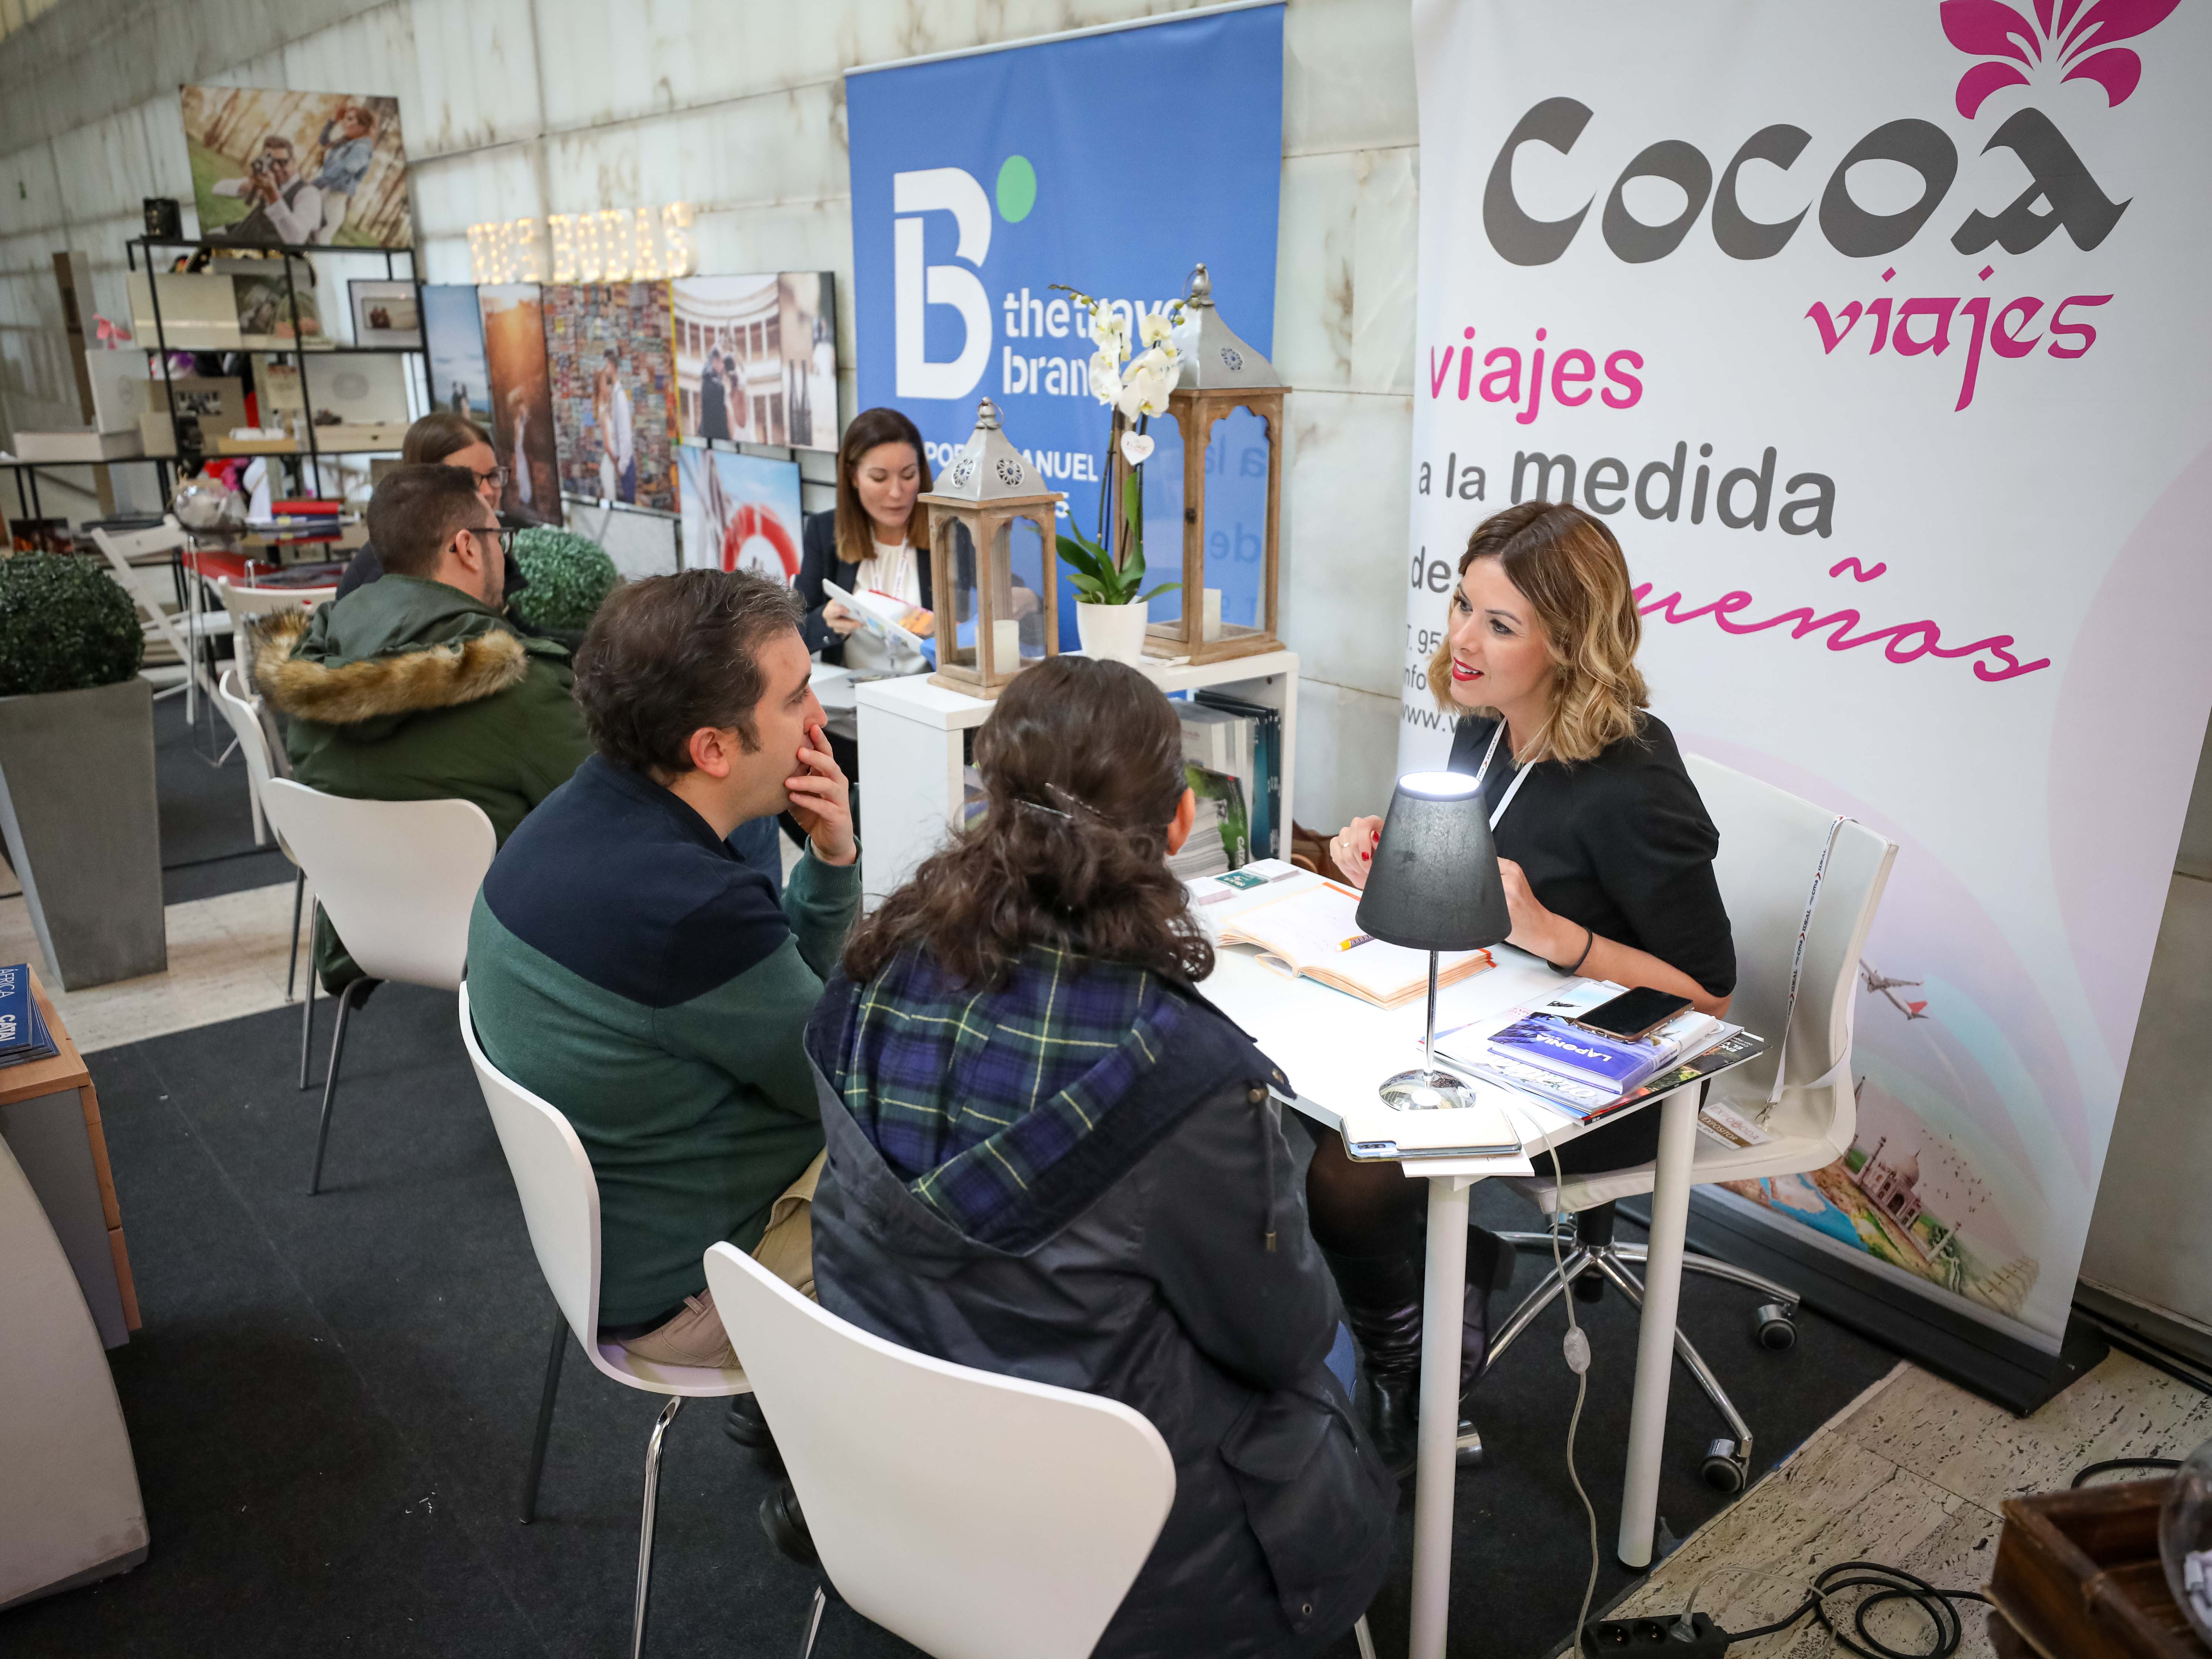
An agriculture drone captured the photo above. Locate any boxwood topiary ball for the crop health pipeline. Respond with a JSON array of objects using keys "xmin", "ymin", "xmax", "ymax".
[
  {"xmin": 510, "ymin": 527, "xmax": 619, "ymax": 634},
  {"xmin": 0, "ymin": 553, "xmax": 145, "ymax": 697}
]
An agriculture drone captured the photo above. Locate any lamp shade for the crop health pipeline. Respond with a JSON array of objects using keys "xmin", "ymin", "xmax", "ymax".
[{"xmin": 1355, "ymin": 771, "xmax": 1511, "ymax": 952}]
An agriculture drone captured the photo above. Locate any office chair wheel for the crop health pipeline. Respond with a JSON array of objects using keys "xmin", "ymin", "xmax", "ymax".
[
  {"xmin": 1752, "ymin": 1302, "xmax": 1798, "ymax": 1351},
  {"xmin": 1455, "ymin": 1421, "xmax": 1483, "ymax": 1467},
  {"xmin": 1700, "ymin": 1438, "xmax": 1748, "ymax": 1493},
  {"xmin": 1573, "ymin": 1272, "xmax": 1606, "ymax": 1304}
]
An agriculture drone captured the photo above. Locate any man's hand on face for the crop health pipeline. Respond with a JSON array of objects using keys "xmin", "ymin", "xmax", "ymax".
[{"xmin": 784, "ymin": 719, "xmax": 855, "ymax": 867}]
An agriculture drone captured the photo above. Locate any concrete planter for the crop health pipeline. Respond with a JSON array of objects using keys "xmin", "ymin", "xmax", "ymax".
[{"xmin": 0, "ymin": 679, "xmax": 166, "ymax": 989}]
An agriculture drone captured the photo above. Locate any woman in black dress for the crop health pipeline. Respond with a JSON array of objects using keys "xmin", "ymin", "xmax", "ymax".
[{"xmin": 1319, "ymin": 500, "xmax": 1735, "ymax": 1468}]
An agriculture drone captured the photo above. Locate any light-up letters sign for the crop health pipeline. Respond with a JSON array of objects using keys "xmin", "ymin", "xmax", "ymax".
[{"xmin": 467, "ymin": 204, "xmax": 696, "ymax": 284}]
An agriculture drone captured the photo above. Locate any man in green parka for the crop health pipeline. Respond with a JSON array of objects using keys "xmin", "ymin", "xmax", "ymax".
[{"xmin": 255, "ymin": 463, "xmax": 592, "ymax": 990}]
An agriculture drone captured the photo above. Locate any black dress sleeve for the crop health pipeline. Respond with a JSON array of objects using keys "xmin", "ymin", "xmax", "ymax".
[
  {"xmin": 794, "ymin": 510, "xmax": 845, "ymax": 663},
  {"xmin": 1579, "ymin": 722, "xmax": 1736, "ymax": 997}
]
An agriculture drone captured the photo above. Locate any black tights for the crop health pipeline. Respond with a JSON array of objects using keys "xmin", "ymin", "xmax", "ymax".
[{"xmin": 1302, "ymin": 1107, "xmax": 1669, "ymax": 1258}]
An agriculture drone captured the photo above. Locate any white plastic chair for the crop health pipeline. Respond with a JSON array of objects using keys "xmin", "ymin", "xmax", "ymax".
[
  {"xmin": 257, "ymin": 779, "xmax": 495, "ymax": 1196},
  {"xmin": 1488, "ymin": 754, "xmax": 1898, "ymax": 1489},
  {"xmin": 212, "ymin": 669, "xmax": 312, "ymax": 1000},
  {"xmin": 459, "ymin": 985, "xmax": 748, "ymax": 1659},
  {"xmin": 90, "ymin": 518, "xmax": 231, "ymax": 718},
  {"xmin": 700, "ymin": 1241, "xmax": 1178, "ymax": 1659}
]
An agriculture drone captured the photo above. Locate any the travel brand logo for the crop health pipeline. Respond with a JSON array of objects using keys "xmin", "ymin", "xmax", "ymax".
[
  {"xmin": 893, "ymin": 167, "xmax": 995, "ymax": 400},
  {"xmin": 889, "ymin": 157, "xmax": 1193, "ymax": 479}
]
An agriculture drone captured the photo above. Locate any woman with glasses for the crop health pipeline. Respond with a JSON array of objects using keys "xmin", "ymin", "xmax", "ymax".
[{"xmin": 334, "ymin": 412, "xmax": 526, "ymax": 602}]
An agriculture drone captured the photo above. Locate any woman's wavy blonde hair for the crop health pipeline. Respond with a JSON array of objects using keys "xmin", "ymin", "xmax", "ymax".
[{"xmin": 1426, "ymin": 501, "xmax": 1649, "ymax": 764}]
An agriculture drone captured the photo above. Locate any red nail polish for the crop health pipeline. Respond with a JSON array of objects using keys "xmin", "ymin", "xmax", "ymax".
[{"xmin": 1361, "ymin": 851, "xmax": 1370, "ymax": 861}]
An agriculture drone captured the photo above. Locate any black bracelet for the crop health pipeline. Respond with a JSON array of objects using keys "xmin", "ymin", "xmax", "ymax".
[{"xmin": 1546, "ymin": 925, "xmax": 1595, "ymax": 976}]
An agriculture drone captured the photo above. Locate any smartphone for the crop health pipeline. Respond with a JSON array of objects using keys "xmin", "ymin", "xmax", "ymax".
[{"xmin": 1569, "ymin": 986, "xmax": 1694, "ymax": 1043}]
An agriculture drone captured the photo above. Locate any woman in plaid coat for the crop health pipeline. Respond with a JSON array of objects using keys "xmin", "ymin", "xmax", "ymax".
[{"xmin": 804, "ymin": 656, "xmax": 1395, "ymax": 1659}]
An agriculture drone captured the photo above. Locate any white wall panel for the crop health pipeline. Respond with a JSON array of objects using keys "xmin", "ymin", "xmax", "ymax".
[
  {"xmin": 279, "ymin": 6, "xmax": 417, "ymax": 101},
  {"xmin": 1283, "ymin": 0, "xmax": 1416, "ymax": 156},
  {"xmin": 1293, "ymin": 678, "xmax": 1401, "ymax": 838},
  {"xmin": 1275, "ymin": 145, "xmax": 1416, "ymax": 397},
  {"xmin": 409, "ymin": 143, "xmax": 543, "ymax": 238},
  {"xmin": 539, "ymin": 82, "xmax": 845, "ymax": 217},
  {"xmin": 1276, "ymin": 386, "xmax": 1411, "ymax": 704},
  {"xmin": 406, "ymin": 0, "xmax": 542, "ymax": 158}
]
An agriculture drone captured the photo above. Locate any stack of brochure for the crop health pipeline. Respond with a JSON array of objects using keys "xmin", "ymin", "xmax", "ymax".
[
  {"xmin": 1435, "ymin": 980, "xmax": 1748, "ymax": 1122},
  {"xmin": 0, "ymin": 962, "xmax": 59, "ymax": 1070}
]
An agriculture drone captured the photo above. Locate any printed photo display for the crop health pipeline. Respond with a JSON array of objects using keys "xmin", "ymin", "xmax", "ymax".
[
  {"xmin": 179, "ymin": 85, "xmax": 412, "ymax": 248},
  {"xmin": 677, "ymin": 447, "xmax": 802, "ymax": 580},
  {"xmin": 670, "ymin": 272, "xmax": 838, "ymax": 450},
  {"xmin": 544, "ymin": 282, "xmax": 679, "ymax": 513},
  {"xmin": 228, "ymin": 263, "xmax": 326, "ymax": 348},
  {"xmin": 423, "ymin": 285, "xmax": 493, "ymax": 423},
  {"xmin": 479, "ymin": 284, "xmax": 563, "ymax": 525}
]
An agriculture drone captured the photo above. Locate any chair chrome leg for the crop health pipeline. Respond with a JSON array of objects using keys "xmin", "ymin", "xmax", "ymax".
[
  {"xmin": 285, "ymin": 871, "xmax": 305, "ymax": 1002},
  {"xmin": 306, "ymin": 977, "xmax": 362, "ymax": 1196},
  {"xmin": 1620, "ymin": 1244, "xmax": 1800, "ymax": 1307},
  {"xmin": 298, "ymin": 900, "xmax": 321, "ymax": 1089},
  {"xmin": 632, "ymin": 1396, "xmax": 685, "ymax": 1659},
  {"xmin": 520, "ymin": 1313, "xmax": 567, "ymax": 1524},
  {"xmin": 1479, "ymin": 1246, "xmax": 1587, "ymax": 1373},
  {"xmin": 1353, "ymin": 1613, "xmax": 1377, "ymax": 1659},
  {"xmin": 1589, "ymin": 1249, "xmax": 1755, "ymax": 1460},
  {"xmin": 796, "ymin": 1582, "xmax": 827, "ymax": 1658}
]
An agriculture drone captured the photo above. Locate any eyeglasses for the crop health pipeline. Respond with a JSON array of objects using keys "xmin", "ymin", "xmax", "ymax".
[
  {"xmin": 469, "ymin": 466, "xmax": 512, "ymax": 491},
  {"xmin": 466, "ymin": 523, "xmax": 518, "ymax": 556}
]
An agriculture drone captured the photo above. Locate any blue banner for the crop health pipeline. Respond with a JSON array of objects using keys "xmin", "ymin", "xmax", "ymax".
[{"xmin": 846, "ymin": 4, "xmax": 1285, "ymax": 645}]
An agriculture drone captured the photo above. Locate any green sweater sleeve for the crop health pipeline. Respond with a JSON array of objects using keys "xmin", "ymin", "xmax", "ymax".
[
  {"xmin": 647, "ymin": 849, "xmax": 861, "ymax": 1121},
  {"xmin": 782, "ymin": 845, "xmax": 863, "ymax": 980}
]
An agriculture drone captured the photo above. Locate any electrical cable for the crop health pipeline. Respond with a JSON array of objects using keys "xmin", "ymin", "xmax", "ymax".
[
  {"xmin": 1551, "ymin": 1142, "xmax": 1601, "ymax": 1650},
  {"xmin": 1723, "ymin": 1561, "xmax": 1989, "ymax": 1658},
  {"xmin": 2071, "ymin": 1456, "xmax": 2180, "ymax": 1488}
]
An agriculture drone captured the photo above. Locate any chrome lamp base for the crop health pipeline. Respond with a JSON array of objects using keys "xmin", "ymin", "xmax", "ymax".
[{"xmin": 1379, "ymin": 1067, "xmax": 1478, "ymax": 1113}]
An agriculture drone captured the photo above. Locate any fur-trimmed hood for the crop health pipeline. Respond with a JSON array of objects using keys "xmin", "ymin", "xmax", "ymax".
[{"xmin": 254, "ymin": 574, "xmax": 553, "ymax": 737}]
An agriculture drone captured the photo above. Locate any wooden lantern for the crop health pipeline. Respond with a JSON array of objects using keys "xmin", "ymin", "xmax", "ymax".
[
  {"xmin": 1121, "ymin": 264, "xmax": 1285, "ymax": 665},
  {"xmin": 916, "ymin": 398, "xmax": 1065, "ymax": 699}
]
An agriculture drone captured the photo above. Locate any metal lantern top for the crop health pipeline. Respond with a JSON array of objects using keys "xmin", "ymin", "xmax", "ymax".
[
  {"xmin": 1172, "ymin": 264, "xmax": 1286, "ymax": 394},
  {"xmin": 929, "ymin": 397, "xmax": 1055, "ymax": 505}
]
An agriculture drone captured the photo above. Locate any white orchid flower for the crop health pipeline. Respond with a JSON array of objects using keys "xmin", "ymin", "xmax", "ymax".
[
  {"xmin": 1138, "ymin": 309, "xmax": 1176, "ymax": 349},
  {"xmin": 1116, "ymin": 348, "xmax": 1175, "ymax": 419},
  {"xmin": 1092, "ymin": 307, "xmax": 1131, "ymax": 363},
  {"xmin": 1089, "ymin": 352, "xmax": 1123, "ymax": 407}
]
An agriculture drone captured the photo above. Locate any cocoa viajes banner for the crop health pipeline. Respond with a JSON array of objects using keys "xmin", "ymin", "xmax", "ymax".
[{"xmin": 1403, "ymin": 0, "xmax": 2212, "ymax": 1391}]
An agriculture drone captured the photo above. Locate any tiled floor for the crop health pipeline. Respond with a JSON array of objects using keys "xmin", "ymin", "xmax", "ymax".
[
  {"xmin": 0, "ymin": 879, "xmax": 303, "ymax": 1054},
  {"xmin": 1605, "ymin": 1351, "xmax": 2212, "ymax": 1654}
]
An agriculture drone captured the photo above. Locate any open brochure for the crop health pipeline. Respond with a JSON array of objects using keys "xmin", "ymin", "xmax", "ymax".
[
  {"xmin": 822, "ymin": 578, "xmax": 931, "ymax": 661},
  {"xmin": 1217, "ymin": 881, "xmax": 1494, "ymax": 1009}
]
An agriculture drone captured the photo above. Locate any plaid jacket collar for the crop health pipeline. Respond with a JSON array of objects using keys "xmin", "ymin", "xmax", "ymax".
[{"xmin": 813, "ymin": 944, "xmax": 1267, "ymax": 1252}]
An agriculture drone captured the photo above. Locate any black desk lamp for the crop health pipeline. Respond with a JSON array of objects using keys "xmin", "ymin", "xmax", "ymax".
[{"xmin": 1355, "ymin": 771, "xmax": 1512, "ymax": 1111}]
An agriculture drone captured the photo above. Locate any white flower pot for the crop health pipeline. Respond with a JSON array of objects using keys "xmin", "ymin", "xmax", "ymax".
[{"xmin": 1075, "ymin": 599, "xmax": 1149, "ymax": 665}]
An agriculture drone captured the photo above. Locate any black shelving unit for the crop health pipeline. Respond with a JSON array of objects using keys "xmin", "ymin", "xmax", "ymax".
[{"xmin": 126, "ymin": 235, "xmax": 428, "ymax": 510}]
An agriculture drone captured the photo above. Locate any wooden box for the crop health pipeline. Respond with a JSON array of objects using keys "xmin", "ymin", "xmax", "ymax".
[{"xmin": 1990, "ymin": 1478, "xmax": 2208, "ymax": 1659}]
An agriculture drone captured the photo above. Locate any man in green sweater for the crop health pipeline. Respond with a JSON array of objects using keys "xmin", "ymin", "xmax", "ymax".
[
  {"xmin": 256, "ymin": 464, "xmax": 592, "ymax": 989},
  {"xmin": 466, "ymin": 570, "xmax": 859, "ymax": 1367}
]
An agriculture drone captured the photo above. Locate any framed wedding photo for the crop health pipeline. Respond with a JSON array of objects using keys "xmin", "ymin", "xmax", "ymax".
[{"xmin": 349, "ymin": 279, "xmax": 422, "ymax": 348}]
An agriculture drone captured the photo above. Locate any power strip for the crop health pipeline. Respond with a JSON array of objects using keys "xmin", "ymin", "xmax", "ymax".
[{"xmin": 1579, "ymin": 1611, "xmax": 1729, "ymax": 1655}]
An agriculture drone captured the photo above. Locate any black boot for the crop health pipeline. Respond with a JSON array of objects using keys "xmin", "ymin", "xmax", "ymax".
[
  {"xmin": 1321, "ymin": 1242, "xmax": 1424, "ymax": 1478},
  {"xmin": 1461, "ymin": 1223, "xmax": 1519, "ymax": 1400}
]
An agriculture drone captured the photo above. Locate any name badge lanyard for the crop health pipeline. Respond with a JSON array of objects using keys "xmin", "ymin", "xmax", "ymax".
[{"xmin": 1465, "ymin": 722, "xmax": 1535, "ymax": 832}]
